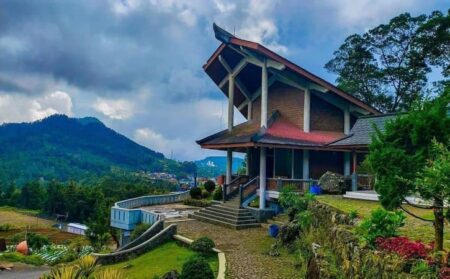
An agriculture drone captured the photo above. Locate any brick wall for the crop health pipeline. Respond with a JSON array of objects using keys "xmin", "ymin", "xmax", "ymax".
[
  {"xmin": 252, "ymin": 81, "xmax": 304, "ymax": 129},
  {"xmin": 310, "ymin": 95, "xmax": 344, "ymax": 132}
]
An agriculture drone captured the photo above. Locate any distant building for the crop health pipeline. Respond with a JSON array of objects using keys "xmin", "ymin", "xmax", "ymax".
[{"xmin": 67, "ymin": 223, "xmax": 88, "ymax": 235}]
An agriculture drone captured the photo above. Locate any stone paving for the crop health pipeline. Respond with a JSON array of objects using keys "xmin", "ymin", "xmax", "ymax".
[{"xmin": 175, "ymin": 220, "xmax": 299, "ymax": 279}]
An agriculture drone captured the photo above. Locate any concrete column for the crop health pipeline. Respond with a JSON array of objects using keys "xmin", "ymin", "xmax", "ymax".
[
  {"xmin": 291, "ymin": 149, "xmax": 295, "ymax": 179},
  {"xmin": 344, "ymin": 152, "xmax": 351, "ymax": 176},
  {"xmin": 344, "ymin": 108, "xmax": 350, "ymax": 135},
  {"xmin": 261, "ymin": 59, "xmax": 268, "ymax": 128},
  {"xmin": 303, "ymin": 89, "xmax": 310, "ymax": 132},
  {"xmin": 259, "ymin": 147, "xmax": 266, "ymax": 209},
  {"xmin": 302, "ymin": 150, "xmax": 309, "ymax": 179},
  {"xmin": 226, "ymin": 149, "xmax": 232, "ymax": 184},
  {"xmin": 228, "ymin": 75, "xmax": 234, "ymax": 132},
  {"xmin": 247, "ymin": 101, "xmax": 252, "ymax": 121}
]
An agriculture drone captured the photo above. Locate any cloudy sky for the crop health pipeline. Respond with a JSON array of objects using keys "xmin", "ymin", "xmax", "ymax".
[{"xmin": 0, "ymin": 0, "xmax": 448, "ymax": 161}]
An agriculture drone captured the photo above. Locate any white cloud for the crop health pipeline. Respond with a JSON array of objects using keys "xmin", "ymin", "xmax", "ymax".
[
  {"xmin": 93, "ymin": 98, "xmax": 134, "ymax": 120},
  {"xmin": 0, "ymin": 91, "xmax": 73, "ymax": 123},
  {"xmin": 134, "ymin": 127, "xmax": 185, "ymax": 159}
]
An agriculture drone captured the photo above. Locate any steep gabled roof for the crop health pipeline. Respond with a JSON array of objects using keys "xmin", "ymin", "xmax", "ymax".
[{"xmin": 203, "ymin": 24, "xmax": 381, "ymax": 116}]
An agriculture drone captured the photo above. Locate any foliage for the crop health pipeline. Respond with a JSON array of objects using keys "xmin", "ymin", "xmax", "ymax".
[
  {"xmin": 297, "ymin": 211, "xmax": 312, "ymax": 232},
  {"xmin": 278, "ymin": 223, "xmax": 301, "ymax": 245},
  {"xmin": 11, "ymin": 232, "xmax": 50, "ymax": 250},
  {"xmin": 279, "ymin": 186, "xmax": 315, "ymax": 211},
  {"xmin": 358, "ymin": 208, "xmax": 406, "ymax": 245},
  {"xmin": 86, "ymin": 197, "xmax": 111, "ymax": 251},
  {"xmin": 203, "ymin": 180, "xmax": 215, "ymax": 192},
  {"xmin": 183, "ymin": 198, "xmax": 211, "ymax": 207},
  {"xmin": 190, "ymin": 237, "xmax": 215, "ymax": 255},
  {"xmin": 376, "ymin": 236, "xmax": 433, "ymax": 260},
  {"xmin": 367, "ymin": 91, "xmax": 450, "ymax": 250},
  {"xmin": 0, "ymin": 252, "xmax": 45, "ymax": 265},
  {"xmin": 93, "ymin": 269, "xmax": 124, "ymax": 279},
  {"xmin": 212, "ymin": 187, "xmax": 222, "ymax": 201},
  {"xmin": 130, "ymin": 223, "xmax": 151, "ymax": 241},
  {"xmin": 348, "ymin": 210, "xmax": 359, "ymax": 221},
  {"xmin": 180, "ymin": 256, "xmax": 214, "ymax": 279},
  {"xmin": 0, "ymin": 223, "xmax": 14, "ymax": 231},
  {"xmin": 201, "ymin": 190, "xmax": 211, "ymax": 199},
  {"xmin": 19, "ymin": 181, "xmax": 46, "ymax": 210},
  {"xmin": 77, "ymin": 255, "xmax": 97, "ymax": 277},
  {"xmin": 439, "ymin": 267, "xmax": 450, "ymax": 279},
  {"xmin": 189, "ymin": 187, "xmax": 202, "ymax": 199},
  {"xmin": 411, "ymin": 260, "xmax": 434, "ymax": 276},
  {"xmin": 0, "ymin": 115, "xmax": 194, "ymax": 185},
  {"xmin": 326, "ymin": 11, "xmax": 449, "ymax": 112}
]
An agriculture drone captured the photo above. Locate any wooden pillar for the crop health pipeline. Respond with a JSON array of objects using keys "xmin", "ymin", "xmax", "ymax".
[
  {"xmin": 303, "ymin": 89, "xmax": 310, "ymax": 132},
  {"xmin": 246, "ymin": 148, "xmax": 250, "ymax": 176},
  {"xmin": 261, "ymin": 59, "xmax": 268, "ymax": 128},
  {"xmin": 344, "ymin": 152, "xmax": 351, "ymax": 176},
  {"xmin": 226, "ymin": 149, "xmax": 232, "ymax": 184},
  {"xmin": 247, "ymin": 101, "xmax": 252, "ymax": 121},
  {"xmin": 291, "ymin": 149, "xmax": 295, "ymax": 179},
  {"xmin": 344, "ymin": 108, "xmax": 350, "ymax": 135},
  {"xmin": 228, "ymin": 75, "xmax": 234, "ymax": 132},
  {"xmin": 259, "ymin": 147, "xmax": 266, "ymax": 209},
  {"xmin": 352, "ymin": 151, "xmax": 357, "ymax": 173},
  {"xmin": 302, "ymin": 150, "xmax": 309, "ymax": 179}
]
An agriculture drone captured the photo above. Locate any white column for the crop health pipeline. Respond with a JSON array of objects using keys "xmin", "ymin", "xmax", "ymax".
[
  {"xmin": 247, "ymin": 101, "xmax": 252, "ymax": 121},
  {"xmin": 259, "ymin": 147, "xmax": 266, "ymax": 209},
  {"xmin": 228, "ymin": 75, "xmax": 234, "ymax": 132},
  {"xmin": 226, "ymin": 149, "xmax": 232, "ymax": 184},
  {"xmin": 261, "ymin": 59, "xmax": 268, "ymax": 128},
  {"xmin": 344, "ymin": 108, "xmax": 350, "ymax": 135},
  {"xmin": 302, "ymin": 150, "xmax": 309, "ymax": 179},
  {"xmin": 344, "ymin": 152, "xmax": 351, "ymax": 176},
  {"xmin": 303, "ymin": 89, "xmax": 310, "ymax": 132}
]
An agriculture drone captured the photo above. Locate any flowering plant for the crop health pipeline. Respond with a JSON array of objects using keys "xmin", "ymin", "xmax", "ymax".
[{"xmin": 375, "ymin": 236, "xmax": 433, "ymax": 260}]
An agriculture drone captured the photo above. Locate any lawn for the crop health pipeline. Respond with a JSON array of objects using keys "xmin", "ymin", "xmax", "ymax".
[
  {"xmin": 100, "ymin": 241, "xmax": 218, "ymax": 279},
  {"xmin": 316, "ymin": 195, "xmax": 450, "ymax": 249}
]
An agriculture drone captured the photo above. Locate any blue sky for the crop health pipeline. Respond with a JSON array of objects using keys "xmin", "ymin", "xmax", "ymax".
[{"xmin": 0, "ymin": 0, "xmax": 448, "ymax": 161}]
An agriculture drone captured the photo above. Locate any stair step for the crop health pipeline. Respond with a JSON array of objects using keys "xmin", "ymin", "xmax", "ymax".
[
  {"xmin": 194, "ymin": 212, "xmax": 257, "ymax": 225},
  {"xmin": 199, "ymin": 208, "xmax": 254, "ymax": 219},
  {"xmin": 189, "ymin": 214, "xmax": 260, "ymax": 230}
]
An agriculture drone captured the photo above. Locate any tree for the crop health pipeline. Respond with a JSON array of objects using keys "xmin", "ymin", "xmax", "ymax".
[
  {"xmin": 326, "ymin": 12, "xmax": 449, "ymax": 112},
  {"xmin": 19, "ymin": 181, "xmax": 46, "ymax": 209},
  {"xmin": 86, "ymin": 196, "xmax": 110, "ymax": 251},
  {"xmin": 45, "ymin": 180, "xmax": 65, "ymax": 214},
  {"xmin": 366, "ymin": 90, "xmax": 450, "ymax": 251}
]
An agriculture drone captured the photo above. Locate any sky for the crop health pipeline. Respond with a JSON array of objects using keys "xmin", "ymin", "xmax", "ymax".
[{"xmin": 0, "ymin": 0, "xmax": 448, "ymax": 161}]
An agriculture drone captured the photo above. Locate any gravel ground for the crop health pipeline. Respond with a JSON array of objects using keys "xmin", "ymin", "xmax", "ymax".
[
  {"xmin": 175, "ymin": 220, "xmax": 299, "ymax": 279},
  {"xmin": 0, "ymin": 263, "xmax": 50, "ymax": 279}
]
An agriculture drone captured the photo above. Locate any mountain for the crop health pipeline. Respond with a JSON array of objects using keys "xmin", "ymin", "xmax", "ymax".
[
  {"xmin": 0, "ymin": 115, "xmax": 187, "ymax": 185},
  {"xmin": 196, "ymin": 156, "xmax": 244, "ymax": 178}
]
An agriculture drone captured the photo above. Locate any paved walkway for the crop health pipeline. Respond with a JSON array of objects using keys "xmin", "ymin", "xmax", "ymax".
[
  {"xmin": 175, "ymin": 220, "xmax": 298, "ymax": 279},
  {"xmin": 0, "ymin": 263, "xmax": 49, "ymax": 279}
]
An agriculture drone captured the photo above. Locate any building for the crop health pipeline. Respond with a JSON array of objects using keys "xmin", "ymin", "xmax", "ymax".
[
  {"xmin": 196, "ymin": 24, "xmax": 389, "ymax": 212},
  {"xmin": 67, "ymin": 223, "xmax": 88, "ymax": 235}
]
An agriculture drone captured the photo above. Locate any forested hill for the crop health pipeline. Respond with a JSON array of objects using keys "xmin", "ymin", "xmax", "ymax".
[{"xmin": 0, "ymin": 114, "xmax": 189, "ymax": 185}]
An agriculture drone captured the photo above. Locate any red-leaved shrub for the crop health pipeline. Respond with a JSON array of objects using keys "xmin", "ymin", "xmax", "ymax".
[
  {"xmin": 375, "ymin": 236, "xmax": 433, "ymax": 259},
  {"xmin": 439, "ymin": 267, "xmax": 450, "ymax": 279}
]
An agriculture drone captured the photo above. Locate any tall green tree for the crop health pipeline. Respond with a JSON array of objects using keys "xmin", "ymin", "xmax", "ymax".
[
  {"xmin": 326, "ymin": 11, "xmax": 449, "ymax": 112},
  {"xmin": 19, "ymin": 181, "xmax": 46, "ymax": 209},
  {"xmin": 366, "ymin": 90, "xmax": 450, "ymax": 250}
]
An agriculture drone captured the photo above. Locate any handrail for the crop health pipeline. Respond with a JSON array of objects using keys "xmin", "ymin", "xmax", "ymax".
[
  {"xmin": 222, "ymin": 175, "xmax": 249, "ymax": 202},
  {"xmin": 238, "ymin": 176, "xmax": 259, "ymax": 207}
]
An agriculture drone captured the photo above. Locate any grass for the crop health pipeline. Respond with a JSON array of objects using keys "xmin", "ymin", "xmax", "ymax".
[
  {"xmin": 100, "ymin": 241, "xmax": 218, "ymax": 279},
  {"xmin": 316, "ymin": 195, "xmax": 450, "ymax": 249}
]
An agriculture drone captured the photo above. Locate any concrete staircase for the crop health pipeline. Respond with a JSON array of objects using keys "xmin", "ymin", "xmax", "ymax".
[{"xmin": 190, "ymin": 197, "xmax": 260, "ymax": 230}]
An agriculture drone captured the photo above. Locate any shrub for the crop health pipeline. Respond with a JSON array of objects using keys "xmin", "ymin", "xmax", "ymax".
[
  {"xmin": 131, "ymin": 223, "xmax": 151, "ymax": 241},
  {"xmin": 375, "ymin": 236, "xmax": 433, "ymax": 260},
  {"xmin": 0, "ymin": 252, "xmax": 45, "ymax": 265},
  {"xmin": 297, "ymin": 211, "xmax": 312, "ymax": 231},
  {"xmin": 180, "ymin": 256, "xmax": 214, "ymax": 279},
  {"xmin": 190, "ymin": 237, "xmax": 215, "ymax": 255},
  {"xmin": 201, "ymin": 190, "xmax": 211, "ymax": 199},
  {"xmin": 183, "ymin": 198, "xmax": 211, "ymax": 207},
  {"xmin": 203, "ymin": 180, "xmax": 216, "ymax": 192},
  {"xmin": 189, "ymin": 187, "xmax": 202, "ymax": 199},
  {"xmin": 212, "ymin": 187, "xmax": 222, "ymax": 201},
  {"xmin": 358, "ymin": 208, "xmax": 406, "ymax": 245},
  {"xmin": 348, "ymin": 210, "xmax": 359, "ymax": 221},
  {"xmin": 77, "ymin": 255, "xmax": 97, "ymax": 277},
  {"xmin": 439, "ymin": 267, "xmax": 450, "ymax": 279},
  {"xmin": 411, "ymin": 260, "xmax": 434, "ymax": 276},
  {"xmin": 279, "ymin": 187, "xmax": 315, "ymax": 212},
  {"xmin": 11, "ymin": 232, "xmax": 50, "ymax": 250}
]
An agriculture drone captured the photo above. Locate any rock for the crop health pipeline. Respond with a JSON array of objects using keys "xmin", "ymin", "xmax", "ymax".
[{"xmin": 318, "ymin": 171, "xmax": 345, "ymax": 194}]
